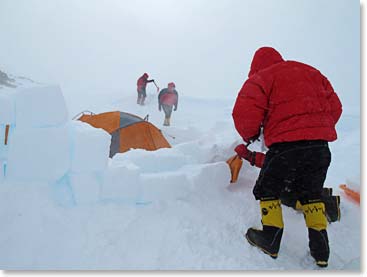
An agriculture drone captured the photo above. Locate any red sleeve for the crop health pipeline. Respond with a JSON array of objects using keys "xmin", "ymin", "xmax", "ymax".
[
  {"xmin": 323, "ymin": 77, "xmax": 342, "ymax": 124},
  {"xmin": 232, "ymin": 78, "xmax": 268, "ymax": 142}
]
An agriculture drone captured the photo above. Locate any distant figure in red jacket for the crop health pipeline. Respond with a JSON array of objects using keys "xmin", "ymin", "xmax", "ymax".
[
  {"xmin": 136, "ymin": 73, "xmax": 155, "ymax": 105},
  {"xmin": 158, "ymin": 82, "xmax": 178, "ymax": 126},
  {"xmin": 232, "ymin": 47, "xmax": 342, "ymax": 267}
]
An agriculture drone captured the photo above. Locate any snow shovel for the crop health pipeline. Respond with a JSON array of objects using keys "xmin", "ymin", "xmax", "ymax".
[
  {"xmin": 153, "ymin": 81, "xmax": 160, "ymax": 93},
  {"xmin": 226, "ymin": 155, "xmax": 243, "ymax": 183}
]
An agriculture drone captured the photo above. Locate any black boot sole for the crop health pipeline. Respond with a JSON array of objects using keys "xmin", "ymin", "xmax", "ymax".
[
  {"xmin": 316, "ymin": 261, "xmax": 328, "ymax": 268},
  {"xmin": 245, "ymin": 233, "xmax": 278, "ymax": 259}
]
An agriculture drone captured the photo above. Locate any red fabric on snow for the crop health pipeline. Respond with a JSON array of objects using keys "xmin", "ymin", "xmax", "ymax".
[{"xmin": 232, "ymin": 47, "xmax": 342, "ymax": 147}]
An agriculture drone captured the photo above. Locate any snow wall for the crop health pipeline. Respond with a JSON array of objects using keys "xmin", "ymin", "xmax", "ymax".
[{"xmin": 0, "ymin": 85, "xmax": 232, "ymax": 206}]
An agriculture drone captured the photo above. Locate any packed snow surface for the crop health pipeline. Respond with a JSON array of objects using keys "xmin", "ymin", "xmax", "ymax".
[{"xmin": 0, "ymin": 87, "xmax": 360, "ymax": 270}]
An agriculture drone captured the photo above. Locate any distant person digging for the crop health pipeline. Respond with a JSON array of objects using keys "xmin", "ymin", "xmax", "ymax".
[
  {"xmin": 136, "ymin": 73, "xmax": 158, "ymax": 105},
  {"xmin": 158, "ymin": 82, "xmax": 178, "ymax": 126}
]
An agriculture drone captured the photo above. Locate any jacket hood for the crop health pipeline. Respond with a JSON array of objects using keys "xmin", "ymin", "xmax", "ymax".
[{"xmin": 248, "ymin": 47, "xmax": 284, "ymax": 77}]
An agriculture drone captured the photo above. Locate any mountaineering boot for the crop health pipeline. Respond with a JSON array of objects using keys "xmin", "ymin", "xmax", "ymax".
[
  {"xmin": 163, "ymin": 117, "xmax": 169, "ymax": 126},
  {"xmin": 322, "ymin": 187, "xmax": 333, "ymax": 197},
  {"xmin": 302, "ymin": 200, "xmax": 329, "ymax": 267},
  {"xmin": 321, "ymin": 188, "xmax": 340, "ymax": 223},
  {"xmin": 166, "ymin": 117, "xmax": 171, "ymax": 126},
  {"xmin": 323, "ymin": 195, "xmax": 340, "ymax": 223},
  {"xmin": 140, "ymin": 97, "xmax": 146, "ymax": 105},
  {"xmin": 245, "ymin": 199, "xmax": 284, "ymax": 259},
  {"xmin": 137, "ymin": 96, "xmax": 141, "ymax": 105},
  {"xmin": 308, "ymin": 229, "xmax": 329, "ymax": 267}
]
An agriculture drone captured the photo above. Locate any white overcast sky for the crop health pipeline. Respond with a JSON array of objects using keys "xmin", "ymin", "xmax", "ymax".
[{"xmin": 0, "ymin": 0, "xmax": 360, "ymax": 114}]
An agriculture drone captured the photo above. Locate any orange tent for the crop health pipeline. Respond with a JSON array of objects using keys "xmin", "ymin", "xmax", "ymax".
[{"xmin": 76, "ymin": 111, "xmax": 171, "ymax": 157}]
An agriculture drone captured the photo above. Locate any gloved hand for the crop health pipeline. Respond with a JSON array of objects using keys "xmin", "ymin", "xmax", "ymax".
[
  {"xmin": 174, "ymin": 107, "xmax": 177, "ymax": 111},
  {"xmin": 158, "ymin": 105, "xmax": 162, "ymax": 111},
  {"xmin": 244, "ymin": 131, "xmax": 261, "ymax": 144},
  {"xmin": 234, "ymin": 144, "xmax": 250, "ymax": 159},
  {"xmin": 234, "ymin": 144, "xmax": 266, "ymax": 168}
]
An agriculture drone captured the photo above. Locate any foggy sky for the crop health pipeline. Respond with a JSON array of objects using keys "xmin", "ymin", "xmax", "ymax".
[{"xmin": 0, "ymin": 0, "xmax": 360, "ymax": 114}]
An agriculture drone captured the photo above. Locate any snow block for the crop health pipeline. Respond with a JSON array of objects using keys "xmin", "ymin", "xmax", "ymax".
[
  {"xmin": 69, "ymin": 172, "xmax": 101, "ymax": 205},
  {"xmin": 0, "ymin": 126, "xmax": 7, "ymax": 160},
  {"xmin": 141, "ymin": 172, "xmax": 190, "ymax": 202},
  {"xmin": 50, "ymin": 175, "xmax": 76, "ymax": 207},
  {"xmin": 6, "ymin": 125, "xmax": 70, "ymax": 183},
  {"xmin": 0, "ymin": 161, "xmax": 4, "ymax": 183},
  {"xmin": 113, "ymin": 147, "xmax": 189, "ymax": 174},
  {"xmin": 15, "ymin": 85, "xmax": 68, "ymax": 128},
  {"xmin": 175, "ymin": 141, "xmax": 212, "ymax": 164},
  {"xmin": 187, "ymin": 162, "xmax": 231, "ymax": 196},
  {"xmin": 0, "ymin": 92, "xmax": 15, "ymax": 124},
  {"xmin": 70, "ymin": 121, "xmax": 111, "ymax": 173},
  {"xmin": 101, "ymin": 160, "xmax": 140, "ymax": 202}
]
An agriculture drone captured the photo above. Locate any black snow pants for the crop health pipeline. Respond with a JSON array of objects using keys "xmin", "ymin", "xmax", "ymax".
[{"xmin": 253, "ymin": 140, "xmax": 331, "ymax": 203}]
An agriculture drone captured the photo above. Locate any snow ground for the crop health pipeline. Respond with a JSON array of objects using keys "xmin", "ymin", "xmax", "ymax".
[{"xmin": 0, "ymin": 87, "xmax": 361, "ymax": 270}]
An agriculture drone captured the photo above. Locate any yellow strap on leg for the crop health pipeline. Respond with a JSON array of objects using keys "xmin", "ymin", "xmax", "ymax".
[
  {"xmin": 302, "ymin": 201, "xmax": 327, "ymax": 231},
  {"xmin": 260, "ymin": 199, "xmax": 284, "ymax": 228},
  {"xmin": 295, "ymin": 200, "xmax": 302, "ymax": 210}
]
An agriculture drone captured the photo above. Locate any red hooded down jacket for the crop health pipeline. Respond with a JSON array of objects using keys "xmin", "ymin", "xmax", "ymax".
[
  {"xmin": 232, "ymin": 47, "xmax": 342, "ymax": 147},
  {"xmin": 158, "ymin": 87, "xmax": 178, "ymax": 108},
  {"xmin": 137, "ymin": 73, "xmax": 150, "ymax": 90}
]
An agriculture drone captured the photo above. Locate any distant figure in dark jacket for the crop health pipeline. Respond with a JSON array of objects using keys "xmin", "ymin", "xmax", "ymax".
[
  {"xmin": 158, "ymin": 82, "xmax": 178, "ymax": 126},
  {"xmin": 136, "ymin": 73, "xmax": 155, "ymax": 105}
]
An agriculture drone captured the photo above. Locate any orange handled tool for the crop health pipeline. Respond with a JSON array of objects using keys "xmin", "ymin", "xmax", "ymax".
[{"xmin": 227, "ymin": 155, "xmax": 243, "ymax": 183}]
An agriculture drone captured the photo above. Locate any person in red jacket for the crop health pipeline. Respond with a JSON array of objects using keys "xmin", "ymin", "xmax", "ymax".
[
  {"xmin": 137, "ymin": 73, "xmax": 155, "ymax": 105},
  {"xmin": 158, "ymin": 82, "xmax": 178, "ymax": 126},
  {"xmin": 232, "ymin": 47, "xmax": 342, "ymax": 267}
]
